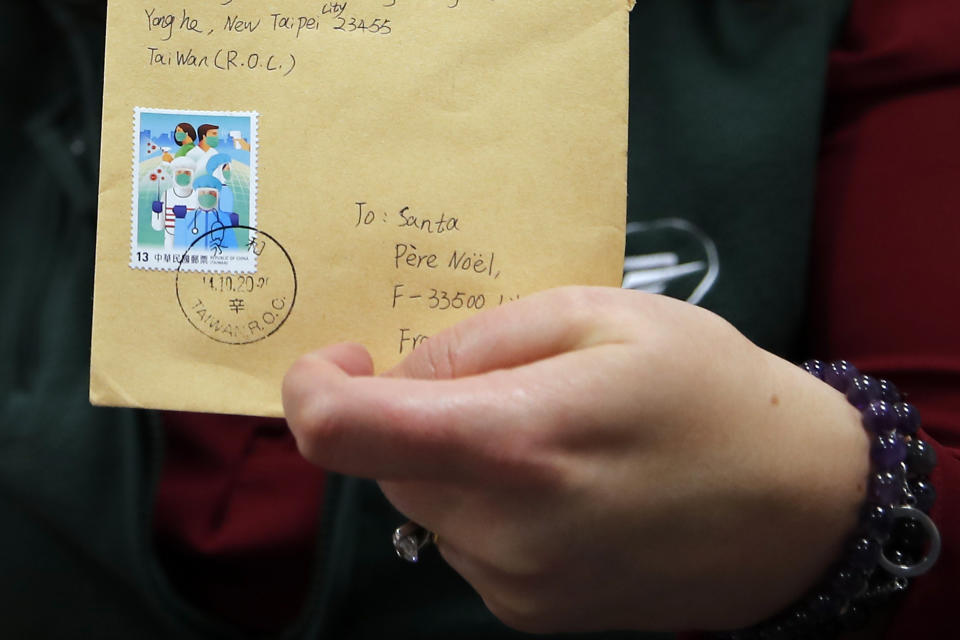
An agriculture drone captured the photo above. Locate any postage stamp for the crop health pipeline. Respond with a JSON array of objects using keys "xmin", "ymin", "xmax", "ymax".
[{"xmin": 130, "ymin": 107, "xmax": 258, "ymax": 272}]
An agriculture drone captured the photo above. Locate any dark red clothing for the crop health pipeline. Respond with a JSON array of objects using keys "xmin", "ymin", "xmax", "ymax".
[
  {"xmin": 811, "ymin": 0, "xmax": 960, "ymax": 637},
  {"xmin": 154, "ymin": 413, "xmax": 326, "ymax": 631}
]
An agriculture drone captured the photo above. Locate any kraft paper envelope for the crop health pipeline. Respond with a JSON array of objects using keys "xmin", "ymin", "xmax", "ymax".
[{"xmin": 91, "ymin": 0, "xmax": 632, "ymax": 418}]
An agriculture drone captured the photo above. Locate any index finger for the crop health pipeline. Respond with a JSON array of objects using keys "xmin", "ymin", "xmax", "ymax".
[{"xmin": 282, "ymin": 344, "xmax": 565, "ymax": 484}]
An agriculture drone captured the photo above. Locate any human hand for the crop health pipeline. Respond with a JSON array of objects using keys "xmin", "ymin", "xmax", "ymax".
[
  {"xmin": 283, "ymin": 287, "xmax": 869, "ymax": 633},
  {"xmin": 162, "ymin": 151, "xmax": 174, "ymax": 162}
]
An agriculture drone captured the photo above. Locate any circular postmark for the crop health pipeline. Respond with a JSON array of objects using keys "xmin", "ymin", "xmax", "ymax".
[{"xmin": 175, "ymin": 226, "xmax": 297, "ymax": 344}]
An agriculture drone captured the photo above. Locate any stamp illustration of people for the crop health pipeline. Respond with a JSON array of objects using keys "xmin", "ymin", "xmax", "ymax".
[{"xmin": 133, "ymin": 108, "xmax": 257, "ymax": 271}]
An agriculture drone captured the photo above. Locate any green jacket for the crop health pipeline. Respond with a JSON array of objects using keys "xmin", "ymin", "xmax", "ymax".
[{"xmin": 0, "ymin": 1, "xmax": 848, "ymax": 637}]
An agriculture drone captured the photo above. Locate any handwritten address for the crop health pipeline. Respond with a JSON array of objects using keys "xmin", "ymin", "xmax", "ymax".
[
  {"xmin": 351, "ymin": 200, "xmax": 518, "ymax": 354},
  {"xmin": 141, "ymin": 1, "xmax": 488, "ymax": 76}
]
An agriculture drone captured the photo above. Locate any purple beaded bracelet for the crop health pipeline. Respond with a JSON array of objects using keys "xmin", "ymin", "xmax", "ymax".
[{"xmin": 717, "ymin": 360, "xmax": 941, "ymax": 639}]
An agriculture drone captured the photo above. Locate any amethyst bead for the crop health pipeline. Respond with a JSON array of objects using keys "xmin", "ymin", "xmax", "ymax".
[
  {"xmin": 878, "ymin": 378, "xmax": 902, "ymax": 403},
  {"xmin": 787, "ymin": 609, "xmax": 813, "ymax": 635},
  {"xmin": 868, "ymin": 471, "xmax": 903, "ymax": 505},
  {"xmin": 870, "ymin": 433, "xmax": 907, "ymax": 471},
  {"xmin": 848, "ymin": 536, "xmax": 882, "ymax": 571},
  {"xmin": 808, "ymin": 592, "xmax": 844, "ymax": 621},
  {"xmin": 894, "ymin": 402, "xmax": 921, "ymax": 436},
  {"xmin": 824, "ymin": 360, "xmax": 860, "ymax": 393},
  {"xmin": 801, "ymin": 359, "xmax": 826, "ymax": 380},
  {"xmin": 908, "ymin": 479, "xmax": 937, "ymax": 513},
  {"xmin": 906, "ymin": 438, "xmax": 937, "ymax": 476},
  {"xmin": 862, "ymin": 400, "xmax": 898, "ymax": 434},
  {"xmin": 859, "ymin": 504, "xmax": 894, "ymax": 543},
  {"xmin": 831, "ymin": 566, "xmax": 868, "ymax": 599},
  {"xmin": 846, "ymin": 375, "xmax": 882, "ymax": 410},
  {"xmin": 839, "ymin": 602, "xmax": 869, "ymax": 631}
]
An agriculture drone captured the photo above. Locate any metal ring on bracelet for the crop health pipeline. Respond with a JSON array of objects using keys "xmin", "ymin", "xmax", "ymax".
[{"xmin": 877, "ymin": 506, "xmax": 941, "ymax": 578}]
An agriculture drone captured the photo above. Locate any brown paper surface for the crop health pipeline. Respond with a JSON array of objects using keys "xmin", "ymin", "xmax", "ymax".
[{"xmin": 91, "ymin": 0, "xmax": 630, "ymax": 417}]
